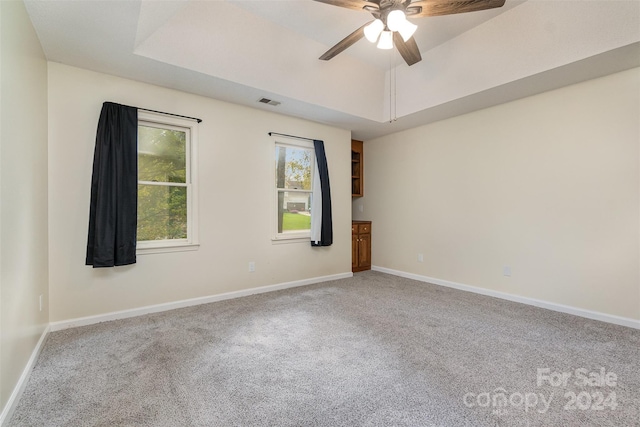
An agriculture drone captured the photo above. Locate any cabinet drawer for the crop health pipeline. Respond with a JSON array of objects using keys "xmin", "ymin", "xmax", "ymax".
[{"xmin": 352, "ymin": 222, "xmax": 371, "ymax": 235}]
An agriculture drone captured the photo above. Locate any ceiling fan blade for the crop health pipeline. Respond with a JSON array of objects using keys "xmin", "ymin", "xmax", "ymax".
[
  {"xmin": 393, "ymin": 33, "xmax": 422, "ymax": 66},
  {"xmin": 312, "ymin": 0, "xmax": 379, "ymax": 12},
  {"xmin": 407, "ymin": 0, "xmax": 505, "ymax": 17},
  {"xmin": 319, "ymin": 22, "xmax": 370, "ymax": 61}
]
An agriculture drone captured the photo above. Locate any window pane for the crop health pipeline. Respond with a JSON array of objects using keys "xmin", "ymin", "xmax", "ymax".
[
  {"xmin": 277, "ymin": 191, "xmax": 311, "ymax": 233},
  {"xmin": 275, "ymin": 145, "xmax": 312, "ymax": 190},
  {"xmin": 138, "ymin": 184, "xmax": 187, "ymax": 241},
  {"xmin": 138, "ymin": 125, "xmax": 186, "ymax": 183}
]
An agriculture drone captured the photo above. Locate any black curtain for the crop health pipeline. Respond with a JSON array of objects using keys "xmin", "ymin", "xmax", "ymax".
[
  {"xmin": 86, "ymin": 102, "xmax": 138, "ymax": 267},
  {"xmin": 311, "ymin": 140, "xmax": 333, "ymax": 247}
]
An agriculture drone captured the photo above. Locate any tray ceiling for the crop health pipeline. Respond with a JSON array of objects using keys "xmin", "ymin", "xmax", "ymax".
[{"xmin": 24, "ymin": 0, "xmax": 640, "ymax": 140}]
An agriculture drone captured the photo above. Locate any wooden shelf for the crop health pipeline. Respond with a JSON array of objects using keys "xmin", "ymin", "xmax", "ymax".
[{"xmin": 351, "ymin": 139, "xmax": 363, "ymax": 197}]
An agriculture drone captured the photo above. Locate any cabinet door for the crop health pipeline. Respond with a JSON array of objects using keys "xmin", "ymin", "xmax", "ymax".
[
  {"xmin": 352, "ymin": 233, "xmax": 358, "ymax": 270},
  {"xmin": 358, "ymin": 233, "xmax": 371, "ymax": 268}
]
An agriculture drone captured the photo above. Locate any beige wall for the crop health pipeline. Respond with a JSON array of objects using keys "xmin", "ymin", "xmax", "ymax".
[
  {"xmin": 48, "ymin": 62, "xmax": 352, "ymax": 322},
  {"xmin": 0, "ymin": 0, "xmax": 49, "ymax": 414},
  {"xmin": 354, "ymin": 68, "xmax": 640, "ymax": 321}
]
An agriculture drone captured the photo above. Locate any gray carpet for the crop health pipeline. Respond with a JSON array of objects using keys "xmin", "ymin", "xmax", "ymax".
[{"xmin": 8, "ymin": 271, "xmax": 640, "ymax": 426}]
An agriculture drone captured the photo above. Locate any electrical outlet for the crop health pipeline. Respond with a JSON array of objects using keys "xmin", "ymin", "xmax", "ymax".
[
  {"xmin": 39, "ymin": 294, "xmax": 43, "ymax": 312},
  {"xmin": 249, "ymin": 262, "xmax": 255, "ymax": 273},
  {"xmin": 503, "ymin": 265, "xmax": 511, "ymax": 277},
  {"xmin": 359, "ymin": 205, "xmax": 364, "ymax": 212},
  {"xmin": 418, "ymin": 253, "xmax": 424, "ymax": 262}
]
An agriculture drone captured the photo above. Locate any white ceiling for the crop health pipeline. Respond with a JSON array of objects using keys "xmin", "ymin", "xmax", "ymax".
[{"xmin": 24, "ymin": 0, "xmax": 640, "ymax": 140}]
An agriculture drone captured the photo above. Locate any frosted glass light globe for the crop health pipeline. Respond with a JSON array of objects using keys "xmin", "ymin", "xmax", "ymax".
[
  {"xmin": 377, "ymin": 30, "xmax": 393, "ymax": 49},
  {"xmin": 364, "ymin": 19, "xmax": 384, "ymax": 43},
  {"xmin": 386, "ymin": 10, "xmax": 406, "ymax": 32}
]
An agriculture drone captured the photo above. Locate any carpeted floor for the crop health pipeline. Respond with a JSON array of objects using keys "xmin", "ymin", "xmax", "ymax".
[{"xmin": 8, "ymin": 271, "xmax": 640, "ymax": 426}]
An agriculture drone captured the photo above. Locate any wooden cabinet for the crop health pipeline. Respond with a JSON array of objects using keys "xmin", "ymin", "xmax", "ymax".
[
  {"xmin": 351, "ymin": 139, "xmax": 363, "ymax": 197},
  {"xmin": 352, "ymin": 221, "xmax": 371, "ymax": 272}
]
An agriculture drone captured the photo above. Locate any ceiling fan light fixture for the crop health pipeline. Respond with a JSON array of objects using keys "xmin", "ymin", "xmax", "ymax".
[
  {"xmin": 386, "ymin": 9, "xmax": 406, "ymax": 32},
  {"xmin": 364, "ymin": 19, "xmax": 384, "ymax": 43},
  {"xmin": 316, "ymin": 0, "xmax": 508, "ymax": 66},
  {"xmin": 377, "ymin": 30, "xmax": 393, "ymax": 50},
  {"xmin": 397, "ymin": 19, "xmax": 417, "ymax": 42}
]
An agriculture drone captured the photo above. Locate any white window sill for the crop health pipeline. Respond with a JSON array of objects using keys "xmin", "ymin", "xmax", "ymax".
[
  {"xmin": 137, "ymin": 242, "xmax": 200, "ymax": 255},
  {"xmin": 271, "ymin": 235, "xmax": 310, "ymax": 245}
]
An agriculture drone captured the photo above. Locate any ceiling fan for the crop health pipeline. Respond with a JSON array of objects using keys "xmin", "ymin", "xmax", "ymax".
[{"xmin": 314, "ymin": 0, "xmax": 506, "ymax": 66}]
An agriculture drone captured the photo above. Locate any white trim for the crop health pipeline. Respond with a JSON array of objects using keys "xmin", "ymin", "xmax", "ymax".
[
  {"xmin": 0, "ymin": 325, "xmax": 50, "ymax": 426},
  {"xmin": 271, "ymin": 236, "xmax": 310, "ymax": 245},
  {"xmin": 188, "ymin": 119, "xmax": 199, "ymax": 246},
  {"xmin": 371, "ymin": 266, "xmax": 640, "ymax": 330},
  {"xmin": 138, "ymin": 181, "xmax": 187, "ymax": 187},
  {"xmin": 273, "ymin": 137, "xmax": 315, "ymax": 150},
  {"xmin": 50, "ymin": 272, "xmax": 353, "ymax": 332},
  {"xmin": 137, "ymin": 243, "xmax": 199, "ymax": 255}
]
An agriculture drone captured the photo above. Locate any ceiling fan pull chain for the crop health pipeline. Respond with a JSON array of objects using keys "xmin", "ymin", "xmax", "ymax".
[
  {"xmin": 389, "ymin": 51, "xmax": 393, "ymax": 123},
  {"xmin": 394, "ymin": 49, "xmax": 398, "ymax": 122},
  {"xmin": 389, "ymin": 49, "xmax": 397, "ymax": 123}
]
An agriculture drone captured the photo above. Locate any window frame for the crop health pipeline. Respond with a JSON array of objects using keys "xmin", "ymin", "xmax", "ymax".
[
  {"xmin": 136, "ymin": 111, "xmax": 199, "ymax": 254},
  {"xmin": 272, "ymin": 137, "xmax": 315, "ymax": 242}
]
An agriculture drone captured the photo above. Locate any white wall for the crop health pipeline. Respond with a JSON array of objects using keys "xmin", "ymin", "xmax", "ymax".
[
  {"xmin": 354, "ymin": 68, "xmax": 640, "ymax": 321},
  {"xmin": 0, "ymin": 0, "xmax": 49, "ymax": 414},
  {"xmin": 48, "ymin": 62, "xmax": 352, "ymax": 322}
]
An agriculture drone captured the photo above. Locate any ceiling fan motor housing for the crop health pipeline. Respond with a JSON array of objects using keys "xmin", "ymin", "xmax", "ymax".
[{"xmin": 367, "ymin": 0, "xmax": 410, "ymax": 20}]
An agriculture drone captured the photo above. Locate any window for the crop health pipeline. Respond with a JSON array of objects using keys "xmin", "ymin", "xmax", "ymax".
[
  {"xmin": 137, "ymin": 111, "xmax": 198, "ymax": 253},
  {"xmin": 274, "ymin": 138, "xmax": 315, "ymax": 241}
]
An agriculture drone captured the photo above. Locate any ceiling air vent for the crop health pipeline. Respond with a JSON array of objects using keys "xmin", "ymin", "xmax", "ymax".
[{"xmin": 258, "ymin": 97, "xmax": 281, "ymax": 106}]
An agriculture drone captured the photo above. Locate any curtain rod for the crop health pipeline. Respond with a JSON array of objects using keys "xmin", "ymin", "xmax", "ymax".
[
  {"xmin": 137, "ymin": 107, "xmax": 202, "ymax": 123},
  {"xmin": 268, "ymin": 132, "xmax": 316, "ymax": 142}
]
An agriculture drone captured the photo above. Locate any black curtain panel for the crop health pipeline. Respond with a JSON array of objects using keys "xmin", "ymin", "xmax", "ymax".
[
  {"xmin": 86, "ymin": 102, "xmax": 138, "ymax": 267},
  {"xmin": 311, "ymin": 140, "xmax": 333, "ymax": 247}
]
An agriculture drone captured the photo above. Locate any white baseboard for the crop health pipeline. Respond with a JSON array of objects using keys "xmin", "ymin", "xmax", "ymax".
[
  {"xmin": 0, "ymin": 324, "xmax": 50, "ymax": 426},
  {"xmin": 372, "ymin": 266, "xmax": 640, "ymax": 330},
  {"xmin": 50, "ymin": 272, "xmax": 353, "ymax": 332}
]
